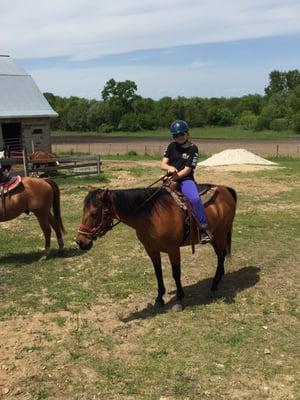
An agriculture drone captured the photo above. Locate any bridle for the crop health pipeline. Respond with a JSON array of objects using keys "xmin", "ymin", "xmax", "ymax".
[
  {"xmin": 77, "ymin": 174, "xmax": 169, "ymax": 241},
  {"xmin": 77, "ymin": 191, "xmax": 121, "ymax": 241}
]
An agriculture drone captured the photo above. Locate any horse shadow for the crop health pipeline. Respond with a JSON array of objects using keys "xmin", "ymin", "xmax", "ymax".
[
  {"xmin": 0, "ymin": 247, "xmax": 83, "ymax": 265},
  {"xmin": 120, "ymin": 265, "xmax": 260, "ymax": 322}
]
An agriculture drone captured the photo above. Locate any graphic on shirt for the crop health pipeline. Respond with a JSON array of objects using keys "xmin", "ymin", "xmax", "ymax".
[{"xmin": 191, "ymin": 152, "xmax": 199, "ymax": 167}]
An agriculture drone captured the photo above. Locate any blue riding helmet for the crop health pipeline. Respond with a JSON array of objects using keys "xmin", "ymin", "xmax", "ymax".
[{"xmin": 170, "ymin": 120, "xmax": 189, "ymax": 135}]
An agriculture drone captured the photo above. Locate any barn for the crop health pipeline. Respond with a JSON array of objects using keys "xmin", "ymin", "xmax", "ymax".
[{"xmin": 0, "ymin": 55, "xmax": 57, "ymax": 155}]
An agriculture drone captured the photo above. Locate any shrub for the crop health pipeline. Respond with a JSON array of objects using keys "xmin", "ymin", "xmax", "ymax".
[
  {"xmin": 291, "ymin": 112, "xmax": 300, "ymax": 133},
  {"xmin": 269, "ymin": 118, "xmax": 289, "ymax": 131},
  {"xmin": 207, "ymin": 107, "xmax": 234, "ymax": 126},
  {"xmin": 118, "ymin": 113, "xmax": 140, "ymax": 131},
  {"xmin": 239, "ymin": 111, "xmax": 258, "ymax": 130},
  {"xmin": 98, "ymin": 123, "xmax": 114, "ymax": 133}
]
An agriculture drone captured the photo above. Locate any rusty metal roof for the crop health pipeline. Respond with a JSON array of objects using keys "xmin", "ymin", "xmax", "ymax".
[{"xmin": 0, "ymin": 55, "xmax": 58, "ymax": 118}]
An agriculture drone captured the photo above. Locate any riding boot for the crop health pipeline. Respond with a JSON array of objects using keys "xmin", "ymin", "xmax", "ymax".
[{"xmin": 198, "ymin": 224, "xmax": 212, "ymax": 244}]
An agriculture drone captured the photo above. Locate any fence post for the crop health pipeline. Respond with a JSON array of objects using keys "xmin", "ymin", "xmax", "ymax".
[
  {"xmin": 276, "ymin": 144, "xmax": 279, "ymax": 157},
  {"xmin": 22, "ymin": 148, "xmax": 28, "ymax": 176},
  {"xmin": 97, "ymin": 155, "xmax": 101, "ymax": 175}
]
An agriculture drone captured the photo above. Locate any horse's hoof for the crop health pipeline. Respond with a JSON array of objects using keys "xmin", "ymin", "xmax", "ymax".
[
  {"xmin": 154, "ymin": 299, "xmax": 165, "ymax": 309},
  {"xmin": 172, "ymin": 302, "xmax": 184, "ymax": 312},
  {"xmin": 39, "ymin": 254, "xmax": 49, "ymax": 261}
]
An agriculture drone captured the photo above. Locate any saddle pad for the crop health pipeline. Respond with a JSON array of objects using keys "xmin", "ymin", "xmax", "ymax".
[
  {"xmin": 165, "ymin": 184, "xmax": 218, "ymax": 209},
  {"xmin": 200, "ymin": 186, "xmax": 218, "ymax": 206},
  {"xmin": 1, "ymin": 176, "xmax": 22, "ymax": 194}
]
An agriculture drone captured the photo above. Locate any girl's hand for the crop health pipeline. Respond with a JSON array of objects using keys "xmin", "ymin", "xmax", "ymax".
[{"xmin": 167, "ymin": 167, "xmax": 178, "ymax": 176}]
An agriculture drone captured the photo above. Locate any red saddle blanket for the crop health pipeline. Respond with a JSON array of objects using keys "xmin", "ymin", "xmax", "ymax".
[{"xmin": 0, "ymin": 176, "xmax": 22, "ymax": 194}]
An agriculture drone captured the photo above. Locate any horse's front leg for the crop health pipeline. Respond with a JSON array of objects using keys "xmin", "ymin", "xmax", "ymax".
[
  {"xmin": 168, "ymin": 248, "xmax": 184, "ymax": 311},
  {"xmin": 145, "ymin": 248, "xmax": 165, "ymax": 308}
]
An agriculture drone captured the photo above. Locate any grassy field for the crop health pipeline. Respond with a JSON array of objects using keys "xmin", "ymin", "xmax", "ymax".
[
  {"xmin": 52, "ymin": 126, "xmax": 298, "ymax": 141},
  {"xmin": 0, "ymin": 157, "xmax": 299, "ymax": 399}
]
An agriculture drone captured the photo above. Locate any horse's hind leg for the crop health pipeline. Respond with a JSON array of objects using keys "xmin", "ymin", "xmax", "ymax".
[
  {"xmin": 49, "ymin": 213, "xmax": 64, "ymax": 252},
  {"xmin": 145, "ymin": 248, "xmax": 165, "ymax": 308},
  {"xmin": 35, "ymin": 213, "xmax": 51, "ymax": 259}
]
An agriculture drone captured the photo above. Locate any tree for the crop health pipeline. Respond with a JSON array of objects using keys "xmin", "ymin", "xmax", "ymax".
[
  {"xmin": 156, "ymin": 97, "xmax": 176, "ymax": 127},
  {"xmin": 101, "ymin": 79, "xmax": 138, "ymax": 128},
  {"xmin": 287, "ymin": 84, "xmax": 300, "ymax": 133},
  {"xmin": 265, "ymin": 70, "xmax": 300, "ymax": 96},
  {"xmin": 207, "ymin": 107, "xmax": 234, "ymax": 126},
  {"xmin": 101, "ymin": 79, "xmax": 138, "ymax": 108},
  {"xmin": 118, "ymin": 113, "xmax": 140, "ymax": 131},
  {"xmin": 236, "ymin": 94, "xmax": 264, "ymax": 116},
  {"xmin": 87, "ymin": 101, "xmax": 109, "ymax": 131},
  {"xmin": 66, "ymin": 97, "xmax": 90, "ymax": 131}
]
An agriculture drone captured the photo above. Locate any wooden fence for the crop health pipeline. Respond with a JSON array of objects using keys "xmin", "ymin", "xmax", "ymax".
[{"xmin": 0, "ymin": 150, "xmax": 101, "ymax": 178}]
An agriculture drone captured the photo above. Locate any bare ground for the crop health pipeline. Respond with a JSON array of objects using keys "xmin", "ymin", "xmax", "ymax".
[{"xmin": 0, "ymin": 160, "xmax": 299, "ymax": 399}]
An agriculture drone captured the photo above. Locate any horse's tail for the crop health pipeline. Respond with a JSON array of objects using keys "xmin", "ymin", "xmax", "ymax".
[
  {"xmin": 225, "ymin": 187, "xmax": 237, "ymax": 258},
  {"xmin": 45, "ymin": 178, "xmax": 66, "ymax": 234}
]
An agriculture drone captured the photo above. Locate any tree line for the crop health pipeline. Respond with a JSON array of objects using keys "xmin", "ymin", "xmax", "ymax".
[{"xmin": 44, "ymin": 69, "xmax": 300, "ymax": 134}]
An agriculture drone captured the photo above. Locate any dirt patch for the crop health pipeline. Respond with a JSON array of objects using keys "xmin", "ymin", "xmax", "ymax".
[{"xmin": 0, "ymin": 159, "xmax": 297, "ymax": 399}]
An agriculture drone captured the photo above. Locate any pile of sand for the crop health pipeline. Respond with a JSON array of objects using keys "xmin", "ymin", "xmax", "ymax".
[{"xmin": 198, "ymin": 149, "xmax": 278, "ymax": 167}]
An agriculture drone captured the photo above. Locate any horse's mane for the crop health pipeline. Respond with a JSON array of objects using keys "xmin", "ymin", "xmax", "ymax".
[{"xmin": 85, "ymin": 188, "xmax": 171, "ymax": 218}]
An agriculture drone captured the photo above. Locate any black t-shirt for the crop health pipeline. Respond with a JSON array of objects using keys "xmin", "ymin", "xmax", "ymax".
[{"xmin": 163, "ymin": 142, "xmax": 199, "ymax": 181}]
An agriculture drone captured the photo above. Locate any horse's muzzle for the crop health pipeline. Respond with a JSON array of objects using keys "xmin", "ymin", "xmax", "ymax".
[{"xmin": 76, "ymin": 238, "xmax": 93, "ymax": 251}]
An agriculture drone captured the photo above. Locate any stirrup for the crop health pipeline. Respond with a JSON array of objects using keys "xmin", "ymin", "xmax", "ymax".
[{"xmin": 200, "ymin": 231, "xmax": 211, "ymax": 244}]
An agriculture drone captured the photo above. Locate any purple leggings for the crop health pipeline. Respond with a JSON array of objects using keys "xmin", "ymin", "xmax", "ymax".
[{"xmin": 180, "ymin": 180, "xmax": 208, "ymax": 225}]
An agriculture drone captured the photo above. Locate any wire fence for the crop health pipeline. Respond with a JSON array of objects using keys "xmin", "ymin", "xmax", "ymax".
[{"xmin": 51, "ymin": 141, "xmax": 300, "ymax": 158}]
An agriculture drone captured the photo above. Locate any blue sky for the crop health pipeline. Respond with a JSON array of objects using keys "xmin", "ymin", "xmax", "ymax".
[{"xmin": 1, "ymin": 1, "xmax": 300, "ymax": 100}]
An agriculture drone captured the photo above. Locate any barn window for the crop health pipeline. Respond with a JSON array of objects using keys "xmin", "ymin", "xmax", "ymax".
[{"xmin": 33, "ymin": 128, "xmax": 43, "ymax": 134}]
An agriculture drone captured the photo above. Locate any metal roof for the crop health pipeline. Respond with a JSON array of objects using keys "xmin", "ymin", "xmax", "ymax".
[{"xmin": 0, "ymin": 55, "xmax": 58, "ymax": 118}]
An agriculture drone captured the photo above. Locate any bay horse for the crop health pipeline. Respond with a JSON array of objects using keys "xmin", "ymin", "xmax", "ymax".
[
  {"xmin": 76, "ymin": 185, "xmax": 237, "ymax": 310},
  {"xmin": 0, "ymin": 177, "xmax": 65, "ymax": 258}
]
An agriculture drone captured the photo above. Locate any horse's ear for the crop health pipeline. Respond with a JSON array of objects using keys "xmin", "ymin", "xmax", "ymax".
[
  {"xmin": 88, "ymin": 185, "xmax": 95, "ymax": 192},
  {"xmin": 103, "ymin": 188, "xmax": 109, "ymax": 200}
]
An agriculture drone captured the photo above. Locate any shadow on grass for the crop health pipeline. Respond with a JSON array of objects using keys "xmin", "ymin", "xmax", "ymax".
[
  {"xmin": 121, "ymin": 265, "xmax": 260, "ymax": 322},
  {"xmin": 0, "ymin": 247, "xmax": 83, "ymax": 265}
]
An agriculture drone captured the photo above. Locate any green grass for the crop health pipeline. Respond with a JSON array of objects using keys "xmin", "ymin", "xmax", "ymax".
[
  {"xmin": 52, "ymin": 125, "xmax": 298, "ymax": 140},
  {"xmin": 0, "ymin": 158, "xmax": 299, "ymax": 399}
]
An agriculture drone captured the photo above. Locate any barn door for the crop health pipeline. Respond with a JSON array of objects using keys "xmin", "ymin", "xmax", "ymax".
[{"xmin": 1, "ymin": 122, "xmax": 22, "ymax": 151}]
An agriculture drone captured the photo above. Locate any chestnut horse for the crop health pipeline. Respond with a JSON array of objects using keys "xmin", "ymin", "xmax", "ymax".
[
  {"xmin": 0, "ymin": 177, "xmax": 65, "ymax": 258},
  {"xmin": 76, "ymin": 185, "xmax": 237, "ymax": 310},
  {"xmin": 30, "ymin": 151, "xmax": 59, "ymax": 176}
]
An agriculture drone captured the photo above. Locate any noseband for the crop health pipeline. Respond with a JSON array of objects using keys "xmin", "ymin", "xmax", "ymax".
[{"xmin": 77, "ymin": 192, "xmax": 121, "ymax": 240}]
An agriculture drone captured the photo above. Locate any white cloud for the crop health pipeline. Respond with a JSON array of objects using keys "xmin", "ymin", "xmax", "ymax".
[{"xmin": 1, "ymin": 0, "xmax": 299, "ymax": 60}]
